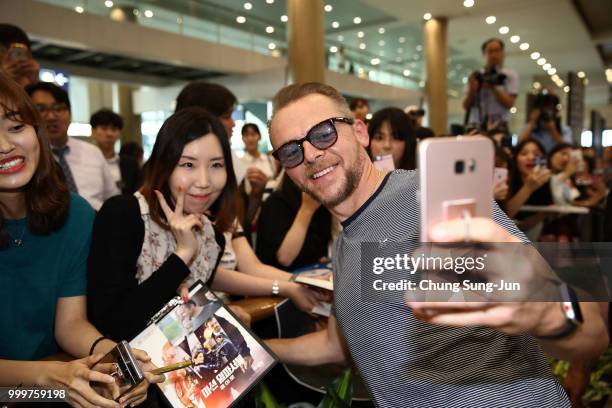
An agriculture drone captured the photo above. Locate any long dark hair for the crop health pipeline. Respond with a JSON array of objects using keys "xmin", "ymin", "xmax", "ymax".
[
  {"xmin": 140, "ymin": 107, "xmax": 238, "ymax": 232},
  {"xmin": 367, "ymin": 107, "xmax": 416, "ymax": 170},
  {"xmin": 509, "ymin": 138, "xmax": 552, "ymax": 205},
  {"xmin": 0, "ymin": 72, "xmax": 69, "ymax": 248}
]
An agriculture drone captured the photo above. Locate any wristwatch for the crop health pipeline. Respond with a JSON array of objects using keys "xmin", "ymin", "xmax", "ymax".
[
  {"xmin": 538, "ymin": 284, "xmax": 583, "ymax": 340},
  {"xmin": 272, "ymin": 280, "xmax": 280, "ymax": 296}
]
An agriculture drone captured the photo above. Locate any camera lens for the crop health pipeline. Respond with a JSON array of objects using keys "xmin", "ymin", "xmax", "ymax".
[{"xmin": 454, "ymin": 160, "xmax": 465, "ymax": 174}]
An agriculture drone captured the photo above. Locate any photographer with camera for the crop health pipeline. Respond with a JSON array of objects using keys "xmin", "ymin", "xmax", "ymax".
[
  {"xmin": 462, "ymin": 38, "xmax": 518, "ymax": 131},
  {"xmin": 519, "ymin": 92, "xmax": 572, "ymax": 153}
]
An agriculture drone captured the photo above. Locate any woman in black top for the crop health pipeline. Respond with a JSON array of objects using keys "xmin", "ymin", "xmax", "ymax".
[
  {"xmin": 367, "ymin": 107, "xmax": 416, "ymax": 170},
  {"xmin": 88, "ymin": 108, "xmax": 322, "ymax": 341},
  {"xmin": 256, "ymin": 174, "xmax": 332, "ymax": 270}
]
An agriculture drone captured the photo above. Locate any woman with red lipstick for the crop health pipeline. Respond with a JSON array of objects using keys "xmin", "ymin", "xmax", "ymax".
[
  {"xmin": 0, "ymin": 72, "xmax": 161, "ymax": 407},
  {"xmin": 504, "ymin": 138, "xmax": 553, "ymax": 239},
  {"xmin": 88, "ymin": 107, "xmax": 323, "ymax": 343}
]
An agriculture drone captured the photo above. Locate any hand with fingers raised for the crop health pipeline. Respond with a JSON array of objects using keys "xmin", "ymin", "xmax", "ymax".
[{"xmin": 155, "ymin": 187, "xmax": 204, "ymax": 266}]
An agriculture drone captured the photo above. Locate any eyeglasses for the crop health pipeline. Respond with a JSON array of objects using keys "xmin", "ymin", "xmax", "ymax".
[
  {"xmin": 272, "ymin": 117, "xmax": 354, "ymax": 168},
  {"xmin": 35, "ymin": 103, "xmax": 68, "ymax": 115}
]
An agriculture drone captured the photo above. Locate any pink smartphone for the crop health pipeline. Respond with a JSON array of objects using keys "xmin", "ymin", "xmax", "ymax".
[
  {"xmin": 419, "ymin": 136, "xmax": 494, "ymax": 241},
  {"xmin": 494, "ymin": 167, "xmax": 508, "ymax": 184},
  {"xmin": 373, "ymin": 154, "xmax": 395, "ymax": 172}
]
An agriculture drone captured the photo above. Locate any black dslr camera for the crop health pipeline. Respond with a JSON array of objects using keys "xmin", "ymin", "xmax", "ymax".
[{"xmin": 472, "ymin": 67, "xmax": 507, "ymax": 86}]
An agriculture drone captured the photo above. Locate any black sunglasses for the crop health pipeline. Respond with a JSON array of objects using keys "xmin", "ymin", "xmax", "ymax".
[{"xmin": 272, "ymin": 117, "xmax": 354, "ymax": 168}]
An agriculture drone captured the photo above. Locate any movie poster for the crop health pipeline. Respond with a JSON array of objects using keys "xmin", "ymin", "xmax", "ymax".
[{"xmin": 131, "ymin": 282, "xmax": 277, "ymax": 408}]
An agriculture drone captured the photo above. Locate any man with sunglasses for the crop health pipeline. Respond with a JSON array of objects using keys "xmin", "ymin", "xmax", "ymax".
[
  {"xmin": 26, "ymin": 82, "xmax": 119, "ymax": 210},
  {"xmin": 265, "ymin": 83, "xmax": 606, "ymax": 407}
]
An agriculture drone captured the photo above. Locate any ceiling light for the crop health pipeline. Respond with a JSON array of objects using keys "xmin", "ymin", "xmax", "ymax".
[
  {"xmin": 463, "ymin": 0, "xmax": 475, "ymax": 7},
  {"xmin": 144, "ymin": 9, "xmax": 153, "ymax": 18},
  {"xmin": 330, "ymin": 46, "xmax": 338, "ymax": 53},
  {"xmin": 75, "ymin": 6, "xmax": 84, "ymax": 13},
  {"xmin": 359, "ymin": 43, "xmax": 366, "ymax": 50},
  {"xmin": 577, "ymin": 71, "xmax": 585, "ymax": 78},
  {"xmin": 399, "ymin": 37, "xmax": 406, "ymax": 43},
  {"xmin": 353, "ymin": 17, "xmax": 362, "ymax": 24},
  {"xmin": 606, "ymin": 69, "xmax": 612, "ymax": 83},
  {"xmin": 371, "ymin": 58, "xmax": 380, "ymax": 65},
  {"xmin": 537, "ymin": 57, "xmax": 546, "ymax": 65},
  {"xmin": 423, "ymin": 13, "xmax": 432, "ymax": 20},
  {"xmin": 543, "ymin": 63, "xmax": 551, "ymax": 71},
  {"xmin": 357, "ymin": 31, "xmax": 364, "ymax": 38},
  {"xmin": 462, "ymin": 77, "xmax": 468, "ymax": 84},
  {"xmin": 419, "ymin": 80, "xmax": 425, "ymax": 87},
  {"xmin": 378, "ymin": 27, "xmax": 385, "ymax": 34},
  {"xmin": 563, "ymin": 86, "xmax": 570, "ymax": 93},
  {"xmin": 243, "ymin": 2, "xmax": 252, "ymax": 10},
  {"xmin": 551, "ymin": 74, "xmax": 560, "ymax": 81},
  {"xmin": 547, "ymin": 68, "xmax": 556, "ymax": 75},
  {"xmin": 510, "ymin": 35, "xmax": 520, "ymax": 43},
  {"xmin": 530, "ymin": 52, "xmax": 540, "ymax": 60},
  {"xmin": 379, "ymin": 40, "xmax": 385, "ymax": 46},
  {"xmin": 266, "ymin": 0, "xmax": 274, "ymax": 4},
  {"xmin": 236, "ymin": 16, "xmax": 246, "ymax": 23},
  {"xmin": 331, "ymin": 21, "xmax": 339, "ymax": 29},
  {"xmin": 416, "ymin": 44, "xmax": 423, "ymax": 51},
  {"xmin": 280, "ymin": 15, "xmax": 288, "ymax": 22},
  {"xmin": 266, "ymin": 26, "xmax": 274, "ymax": 33},
  {"xmin": 498, "ymin": 26, "xmax": 509, "ymax": 35},
  {"xmin": 519, "ymin": 42, "xmax": 529, "ymax": 50},
  {"xmin": 533, "ymin": 82, "xmax": 541, "ymax": 89},
  {"xmin": 104, "ymin": 0, "xmax": 113, "ymax": 7},
  {"xmin": 324, "ymin": 4, "xmax": 333, "ymax": 12},
  {"xmin": 268, "ymin": 42, "xmax": 276, "ymax": 50},
  {"xmin": 403, "ymin": 69, "xmax": 411, "ymax": 76},
  {"xmin": 510, "ymin": 107, "xmax": 517, "ymax": 114},
  {"xmin": 486, "ymin": 16, "xmax": 496, "ymax": 24}
]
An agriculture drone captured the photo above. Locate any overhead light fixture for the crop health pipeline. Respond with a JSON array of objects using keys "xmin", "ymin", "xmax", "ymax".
[
  {"xmin": 104, "ymin": 0, "xmax": 113, "ymax": 7},
  {"xmin": 577, "ymin": 71, "xmax": 585, "ymax": 78},
  {"xmin": 324, "ymin": 4, "xmax": 333, "ymax": 12},
  {"xmin": 498, "ymin": 26, "xmax": 509, "ymax": 35},
  {"xmin": 419, "ymin": 80, "xmax": 425, "ymax": 87},
  {"xmin": 510, "ymin": 107, "xmax": 517, "ymax": 114},
  {"xmin": 462, "ymin": 77, "xmax": 468, "ymax": 84},
  {"xmin": 359, "ymin": 43, "xmax": 366, "ymax": 50},
  {"xmin": 510, "ymin": 35, "xmax": 520, "ymax": 43},
  {"xmin": 519, "ymin": 42, "xmax": 529, "ymax": 51},
  {"xmin": 551, "ymin": 74, "xmax": 560, "ymax": 81},
  {"xmin": 243, "ymin": 2, "xmax": 252, "ymax": 10},
  {"xmin": 463, "ymin": 0, "xmax": 475, "ymax": 7},
  {"xmin": 331, "ymin": 21, "xmax": 339, "ymax": 29},
  {"xmin": 606, "ymin": 68, "xmax": 612, "ymax": 83},
  {"xmin": 537, "ymin": 57, "xmax": 546, "ymax": 66},
  {"xmin": 266, "ymin": 26, "xmax": 274, "ymax": 33},
  {"xmin": 268, "ymin": 42, "xmax": 276, "ymax": 50},
  {"xmin": 144, "ymin": 9, "xmax": 154, "ymax": 18},
  {"xmin": 533, "ymin": 81, "xmax": 541, "ymax": 89},
  {"xmin": 564, "ymin": 86, "xmax": 570, "ymax": 93},
  {"xmin": 378, "ymin": 27, "xmax": 385, "ymax": 34},
  {"xmin": 75, "ymin": 6, "xmax": 84, "ymax": 13},
  {"xmin": 266, "ymin": 0, "xmax": 274, "ymax": 4},
  {"xmin": 357, "ymin": 31, "xmax": 364, "ymax": 38},
  {"xmin": 547, "ymin": 68, "xmax": 556, "ymax": 75},
  {"xmin": 330, "ymin": 46, "xmax": 338, "ymax": 53},
  {"xmin": 423, "ymin": 13, "xmax": 432, "ymax": 21},
  {"xmin": 530, "ymin": 52, "xmax": 540, "ymax": 60},
  {"xmin": 485, "ymin": 16, "xmax": 496, "ymax": 24},
  {"xmin": 236, "ymin": 16, "xmax": 246, "ymax": 23},
  {"xmin": 280, "ymin": 15, "xmax": 288, "ymax": 22},
  {"xmin": 403, "ymin": 69, "xmax": 411, "ymax": 76},
  {"xmin": 543, "ymin": 63, "xmax": 551, "ymax": 71},
  {"xmin": 371, "ymin": 58, "xmax": 380, "ymax": 65},
  {"xmin": 399, "ymin": 37, "xmax": 406, "ymax": 43},
  {"xmin": 353, "ymin": 17, "xmax": 362, "ymax": 24},
  {"xmin": 379, "ymin": 40, "xmax": 385, "ymax": 46}
]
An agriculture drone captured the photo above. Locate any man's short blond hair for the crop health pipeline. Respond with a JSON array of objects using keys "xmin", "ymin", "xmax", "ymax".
[{"xmin": 271, "ymin": 82, "xmax": 352, "ymax": 120}]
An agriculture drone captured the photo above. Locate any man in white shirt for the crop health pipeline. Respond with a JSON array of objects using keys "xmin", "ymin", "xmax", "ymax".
[{"xmin": 26, "ymin": 82, "xmax": 119, "ymax": 210}]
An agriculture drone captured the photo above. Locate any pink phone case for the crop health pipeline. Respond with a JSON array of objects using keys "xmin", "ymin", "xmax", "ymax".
[{"xmin": 419, "ymin": 136, "xmax": 494, "ymax": 241}]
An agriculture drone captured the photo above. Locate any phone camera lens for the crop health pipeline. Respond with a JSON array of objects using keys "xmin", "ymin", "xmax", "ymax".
[
  {"xmin": 469, "ymin": 159, "xmax": 476, "ymax": 172},
  {"xmin": 454, "ymin": 160, "xmax": 465, "ymax": 174}
]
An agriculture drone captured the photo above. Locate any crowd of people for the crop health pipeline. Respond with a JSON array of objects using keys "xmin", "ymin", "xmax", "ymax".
[{"xmin": 1, "ymin": 22, "xmax": 611, "ymax": 408}]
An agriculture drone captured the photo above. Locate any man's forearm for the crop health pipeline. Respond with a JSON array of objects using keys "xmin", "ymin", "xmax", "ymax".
[
  {"xmin": 493, "ymin": 88, "xmax": 515, "ymax": 109},
  {"xmin": 265, "ymin": 329, "xmax": 347, "ymax": 366}
]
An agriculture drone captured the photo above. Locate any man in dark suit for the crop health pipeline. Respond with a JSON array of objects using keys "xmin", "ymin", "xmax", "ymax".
[{"xmin": 90, "ymin": 109, "xmax": 142, "ymax": 194}]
